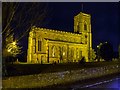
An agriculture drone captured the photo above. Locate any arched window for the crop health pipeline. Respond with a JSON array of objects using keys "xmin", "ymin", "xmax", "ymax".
[
  {"xmin": 52, "ymin": 46, "xmax": 56, "ymax": 57},
  {"xmin": 76, "ymin": 48, "xmax": 79, "ymax": 59},
  {"xmin": 71, "ymin": 48, "xmax": 74, "ymax": 58},
  {"xmin": 84, "ymin": 23, "xmax": 87, "ymax": 30},
  {"xmin": 59, "ymin": 47, "xmax": 62, "ymax": 60},
  {"xmin": 62, "ymin": 46, "xmax": 66, "ymax": 56},
  {"xmin": 85, "ymin": 35, "xmax": 87, "ymax": 44},
  {"xmin": 79, "ymin": 50, "xmax": 82, "ymax": 59}
]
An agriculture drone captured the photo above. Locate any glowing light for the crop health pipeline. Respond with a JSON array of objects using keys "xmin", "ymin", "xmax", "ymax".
[
  {"xmin": 7, "ymin": 49, "xmax": 11, "ymax": 52},
  {"xmin": 97, "ymin": 45, "xmax": 99, "ymax": 48},
  {"xmin": 6, "ymin": 41, "xmax": 21, "ymax": 56},
  {"xmin": 12, "ymin": 41, "xmax": 16, "ymax": 45},
  {"xmin": 63, "ymin": 52, "xmax": 65, "ymax": 56}
]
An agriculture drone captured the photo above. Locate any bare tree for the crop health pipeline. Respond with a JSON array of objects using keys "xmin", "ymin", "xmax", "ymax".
[{"xmin": 2, "ymin": 2, "xmax": 50, "ymax": 76}]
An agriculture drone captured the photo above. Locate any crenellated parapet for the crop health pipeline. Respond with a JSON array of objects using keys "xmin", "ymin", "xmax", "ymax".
[{"xmin": 30, "ymin": 26, "xmax": 82, "ymax": 44}]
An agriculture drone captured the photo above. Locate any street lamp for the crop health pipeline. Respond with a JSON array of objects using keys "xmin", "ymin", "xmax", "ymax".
[
  {"xmin": 105, "ymin": 42, "xmax": 107, "ymax": 44},
  {"xmin": 97, "ymin": 45, "xmax": 99, "ymax": 48},
  {"xmin": 12, "ymin": 41, "xmax": 16, "ymax": 45},
  {"xmin": 97, "ymin": 43, "xmax": 103, "ymax": 62}
]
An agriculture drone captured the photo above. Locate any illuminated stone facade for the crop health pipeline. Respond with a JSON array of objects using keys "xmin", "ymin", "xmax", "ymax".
[{"xmin": 27, "ymin": 12, "xmax": 92, "ymax": 64}]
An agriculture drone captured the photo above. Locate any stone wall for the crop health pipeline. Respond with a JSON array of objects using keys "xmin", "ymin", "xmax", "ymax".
[{"xmin": 3, "ymin": 65, "xmax": 120, "ymax": 88}]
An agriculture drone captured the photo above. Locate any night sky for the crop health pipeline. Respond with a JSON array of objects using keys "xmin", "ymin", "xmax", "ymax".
[{"xmin": 15, "ymin": 2, "xmax": 119, "ymax": 59}]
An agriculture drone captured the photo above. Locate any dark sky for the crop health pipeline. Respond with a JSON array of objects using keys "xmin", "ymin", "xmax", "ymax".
[
  {"xmin": 43, "ymin": 2, "xmax": 119, "ymax": 52},
  {"xmin": 16, "ymin": 2, "xmax": 119, "ymax": 58}
]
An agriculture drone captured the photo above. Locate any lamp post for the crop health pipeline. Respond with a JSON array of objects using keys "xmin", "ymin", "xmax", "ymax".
[
  {"xmin": 97, "ymin": 45, "xmax": 100, "ymax": 62},
  {"xmin": 97, "ymin": 43, "xmax": 102, "ymax": 62}
]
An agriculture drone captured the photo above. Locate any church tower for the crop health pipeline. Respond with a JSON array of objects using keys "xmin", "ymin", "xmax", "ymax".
[{"xmin": 74, "ymin": 12, "xmax": 92, "ymax": 61}]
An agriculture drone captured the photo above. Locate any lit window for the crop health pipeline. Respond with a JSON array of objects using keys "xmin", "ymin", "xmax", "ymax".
[
  {"xmin": 63, "ymin": 52, "xmax": 65, "ymax": 56},
  {"xmin": 52, "ymin": 46, "xmax": 56, "ymax": 57}
]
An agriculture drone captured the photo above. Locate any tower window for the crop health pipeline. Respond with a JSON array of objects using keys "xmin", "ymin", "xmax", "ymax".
[
  {"xmin": 38, "ymin": 40, "xmax": 41, "ymax": 51},
  {"xmin": 85, "ymin": 35, "xmax": 87, "ymax": 44},
  {"xmin": 77, "ymin": 22, "xmax": 80, "ymax": 33},
  {"xmin": 77, "ymin": 25, "xmax": 79, "ymax": 32},
  {"xmin": 84, "ymin": 23, "xmax": 87, "ymax": 30}
]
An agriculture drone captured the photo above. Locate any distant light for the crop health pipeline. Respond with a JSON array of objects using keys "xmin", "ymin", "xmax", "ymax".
[
  {"xmin": 97, "ymin": 45, "xmax": 99, "ymax": 48},
  {"xmin": 12, "ymin": 41, "xmax": 16, "ymax": 45}
]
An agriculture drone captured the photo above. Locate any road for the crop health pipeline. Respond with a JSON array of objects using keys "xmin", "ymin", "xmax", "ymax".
[
  {"xmin": 70, "ymin": 73, "xmax": 120, "ymax": 89},
  {"xmin": 89, "ymin": 77, "xmax": 120, "ymax": 88},
  {"xmin": 42, "ymin": 73, "xmax": 120, "ymax": 90}
]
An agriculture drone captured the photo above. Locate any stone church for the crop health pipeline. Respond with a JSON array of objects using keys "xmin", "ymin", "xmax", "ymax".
[{"xmin": 27, "ymin": 12, "xmax": 92, "ymax": 64}]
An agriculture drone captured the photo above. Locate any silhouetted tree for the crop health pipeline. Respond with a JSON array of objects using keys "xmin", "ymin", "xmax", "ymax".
[{"xmin": 100, "ymin": 42, "xmax": 113, "ymax": 61}]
